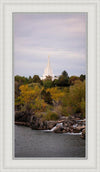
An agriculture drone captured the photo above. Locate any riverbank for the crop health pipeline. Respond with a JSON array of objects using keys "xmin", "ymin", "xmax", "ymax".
[{"xmin": 15, "ymin": 111, "xmax": 86, "ymax": 139}]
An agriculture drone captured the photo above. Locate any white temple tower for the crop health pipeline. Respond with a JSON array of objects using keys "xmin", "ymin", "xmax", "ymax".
[{"xmin": 42, "ymin": 56, "xmax": 54, "ymax": 80}]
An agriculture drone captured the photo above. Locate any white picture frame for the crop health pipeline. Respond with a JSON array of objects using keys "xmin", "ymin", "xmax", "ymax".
[{"xmin": 0, "ymin": 0, "xmax": 100, "ymax": 171}]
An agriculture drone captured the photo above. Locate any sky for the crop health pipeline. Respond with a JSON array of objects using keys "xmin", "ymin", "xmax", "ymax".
[{"xmin": 14, "ymin": 13, "xmax": 87, "ymax": 78}]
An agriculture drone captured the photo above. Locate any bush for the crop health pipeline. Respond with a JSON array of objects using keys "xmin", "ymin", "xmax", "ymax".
[
  {"xmin": 43, "ymin": 80, "xmax": 53, "ymax": 88},
  {"xmin": 64, "ymin": 80, "xmax": 85, "ymax": 117},
  {"xmin": 41, "ymin": 89, "xmax": 52, "ymax": 104},
  {"xmin": 43, "ymin": 111, "xmax": 59, "ymax": 121}
]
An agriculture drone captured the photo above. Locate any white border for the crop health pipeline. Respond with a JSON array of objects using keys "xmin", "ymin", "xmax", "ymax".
[{"xmin": 0, "ymin": 0, "xmax": 100, "ymax": 171}]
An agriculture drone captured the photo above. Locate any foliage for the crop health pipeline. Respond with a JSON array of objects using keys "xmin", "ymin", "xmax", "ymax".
[
  {"xmin": 62, "ymin": 80, "xmax": 85, "ymax": 117},
  {"xmin": 69, "ymin": 76, "xmax": 80, "ymax": 85},
  {"xmin": 62, "ymin": 70, "xmax": 69, "ymax": 78},
  {"xmin": 33, "ymin": 75, "xmax": 42, "ymax": 84},
  {"xmin": 28, "ymin": 76, "xmax": 33, "ymax": 83},
  {"xmin": 47, "ymin": 87, "xmax": 65, "ymax": 104},
  {"xmin": 16, "ymin": 84, "xmax": 47, "ymax": 112},
  {"xmin": 80, "ymin": 74, "xmax": 85, "ymax": 81},
  {"xmin": 15, "ymin": 75, "xmax": 28, "ymax": 85},
  {"xmin": 43, "ymin": 111, "xmax": 59, "ymax": 121},
  {"xmin": 41, "ymin": 89, "xmax": 52, "ymax": 104},
  {"xmin": 52, "ymin": 79, "xmax": 58, "ymax": 87},
  {"xmin": 57, "ymin": 70, "xmax": 69, "ymax": 86},
  {"xmin": 15, "ymin": 81, "xmax": 20, "ymax": 99},
  {"xmin": 43, "ymin": 80, "xmax": 53, "ymax": 88},
  {"xmin": 15, "ymin": 72, "xmax": 85, "ymax": 119}
]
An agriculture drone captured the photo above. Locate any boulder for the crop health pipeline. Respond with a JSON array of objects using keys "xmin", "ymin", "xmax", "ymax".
[
  {"xmin": 73, "ymin": 128, "xmax": 80, "ymax": 133},
  {"xmin": 73, "ymin": 125, "xmax": 85, "ymax": 133},
  {"xmin": 53, "ymin": 126, "xmax": 63, "ymax": 133},
  {"xmin": 15, "ymin": 111, "xmax": 32, "ymax": 123},
  {"xmin": 53, "ymin": 123, "xmax": 63, "ymax": 133},
  {"xmin": 46, "ymin": 121, "xmax": 57, "ymax": 130},
  {"xmin": 76, "ymin": 125, "xmax": 85, "ymax": 131},
  {"xmin": 81, "ymin": 129, "xmax": 85, "ymax": 139}
]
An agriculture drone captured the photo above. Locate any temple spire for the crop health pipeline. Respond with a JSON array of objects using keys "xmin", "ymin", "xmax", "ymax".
[{"xmin": 42, "ymin": 56, "xmax": 54, "ymax": 80}]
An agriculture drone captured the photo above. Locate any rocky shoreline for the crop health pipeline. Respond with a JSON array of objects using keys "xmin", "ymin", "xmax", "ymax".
[{"xmin": 15, "ymin": 111, "xmax": 86, "ymax": 139}]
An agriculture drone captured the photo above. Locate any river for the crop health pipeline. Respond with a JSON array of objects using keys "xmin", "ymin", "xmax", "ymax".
[{"xmin": 15, "ymin": 125, "xmax": 85, "ymax": 158}]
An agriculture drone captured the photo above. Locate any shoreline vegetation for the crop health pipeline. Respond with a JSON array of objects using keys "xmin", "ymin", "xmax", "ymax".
[{"xmin": 15, "ymin": 71, "xmax": 85, "ymax": 139}]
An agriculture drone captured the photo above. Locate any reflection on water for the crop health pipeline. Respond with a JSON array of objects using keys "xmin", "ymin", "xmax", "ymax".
[{"xmin": 15, "ymin": 125, "xmax": 85, "ymax": 158}]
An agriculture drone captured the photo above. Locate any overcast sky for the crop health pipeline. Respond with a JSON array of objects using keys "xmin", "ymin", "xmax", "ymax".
[{"xmin": 14, "ymin": 13, "xmax": 87, "ymax": 78}]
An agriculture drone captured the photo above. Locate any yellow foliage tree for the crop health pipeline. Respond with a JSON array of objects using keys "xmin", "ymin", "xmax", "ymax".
[
  {"xmin": 47, "ymin": 87, "xmax": 65, "ymax": 103},
  {"xmin": 18, "ymin": 84, "xmax": 47, "ymax": 112}
]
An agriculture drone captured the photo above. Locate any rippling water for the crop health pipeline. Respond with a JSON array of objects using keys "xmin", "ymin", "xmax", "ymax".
[{"xmin": 15, "ymin": 125, "xmax": 85, "ymax": 158}]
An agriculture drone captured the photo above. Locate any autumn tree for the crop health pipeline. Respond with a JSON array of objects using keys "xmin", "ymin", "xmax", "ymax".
[
  {"xmin": 69, "ymin": 76, "xmax": 80, "ymax": 85},
  {"xmin": 47, "ymin": 87, "xmax": 65, "ymax": 105},
  {"xmin": 17, "ymin": 85, "xmax": 47, "ymax": 112}
]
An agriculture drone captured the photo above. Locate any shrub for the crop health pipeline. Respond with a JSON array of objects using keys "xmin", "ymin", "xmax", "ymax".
[
  {"xmin": 66, "ymin": 80, "xmax": 85, "ymax": 117},
  {"xmin": 43, "ymin": 80, "xmax": 53, "ymax": 89},
  {"xmin": 41, "ymin": 89, "xmax": 52, "ymax": 105},
  {"xmin": 43, "ymin": 111, "xmax": 59, "ymax": 121}
]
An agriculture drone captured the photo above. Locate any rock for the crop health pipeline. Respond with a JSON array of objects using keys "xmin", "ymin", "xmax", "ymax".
[
  {"xmin": 63, "ymin": 123, "xmax": 68, "ymax": 127},
  {"xmin": 53, "ymin": 123, "xmax": 63, "ymax": 133},
  {"xmin": 81, "ymin": 129, "xmax": 85, "ymax": 139},
  {"xmin": 66, "ymin": 127, "xmax": 70, "ymax": 132},
  {"xmin": 73, "ymin": 128, "xmax": 81, "ymax": 133},
  {"xmin": 59, "ymin": 116, "xmax": 69, "ymax": 121},
  {"xmin": 76, "ymin": 125, "xmax": 85, "ymax": 131},
  {"xmin": 15, "ymin": 111, "xmax": 86, "ymax": 136},
  {"xmin": 70, "ymin": 129, "xmax": 73, "ymax": 133},
  {"xmin": 75, "ymin": 118, "xmax": 81, "ymax": 121},
  {"xmin": 73, "ymin": 125, "xmax": 85, "ymax": 133},
  {"xmin": 46, "ymin": 121, "xmax": 57, "ymax": 130},
  {"xmin": 62, "ymin": 129, "xmax": 66, "ymax": 133},
  {"xmin": 57, "ymin": 120, "xmax": 64, "ymax": 123},
  {"xmin": 15, "ymin": 121, "xmax": 30, "ymax": 127},
  {"xmin": 53, "ymin": 126, "xmax": 63, "ymax": 133},
  {"xmin": 43, "ymin": 121, "xmax": 48, "ymax": 129},
  {"xmin": 31, "ymin": 116, "xmax": 45, "ymax": 130},
  {"xmin": 15, "ymin": 111, "xmax": 32, "ymax": 123}
]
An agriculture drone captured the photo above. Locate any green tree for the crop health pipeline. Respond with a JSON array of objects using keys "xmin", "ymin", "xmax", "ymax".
[
  {"xmin": 80, "ymin": 74, "xmax": 85, "ymax": 81},
  {"xmin": 52, "ymin": 79, "xmax": 58, "ymax": 87},
  {"xmin": 15, "ymin": 75, "xmax": 28, "ymax": 85},
  {"xmin": 41, "ymin": 89, "xmax": 52, "ymax": 104},
  {"xmin": 43, "ymin": 75, "xmax": 53, "ymax": 88},
  {"xmin": 62, "ymin": 70, "xmax": 68, "ymax": 78},
  {"xmin": 28, "ymin": 76, "xmax": 33, "ymax": 83},
  {"xmin": 33, "ymin": 75, "xmax": 42, "ymax": 84},
  {"xmin": 57, "ymin": 71, "xmax": 69, "ymax": 87}
]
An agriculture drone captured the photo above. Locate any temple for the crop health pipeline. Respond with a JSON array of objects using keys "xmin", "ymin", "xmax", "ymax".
[{"xmin": 41, "ymin": 56, "xmax": 54, "ymax": 80}]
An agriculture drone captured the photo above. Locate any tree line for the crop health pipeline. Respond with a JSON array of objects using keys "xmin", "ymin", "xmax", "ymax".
[
  {"xmin": 15, "ymin": 71, "xmax": 85, "ymax": 119},
  {"xmin": 15, "ymin": 70, "xmax": 85, "ymax": 87}
]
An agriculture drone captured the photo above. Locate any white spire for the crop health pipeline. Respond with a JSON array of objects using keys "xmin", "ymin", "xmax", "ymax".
[{"xmin": 42, "ymin": 56, "xmax": 54, "ymax": 80}]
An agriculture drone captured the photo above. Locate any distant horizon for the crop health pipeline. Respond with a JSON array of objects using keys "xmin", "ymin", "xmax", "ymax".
[
  {"xmin": 14, "ymin": 70, "xmax": 85, "ymax": 78},
  {"xmin": 14, "ymin": 13, "xmax": 87, "ymax": 78}
]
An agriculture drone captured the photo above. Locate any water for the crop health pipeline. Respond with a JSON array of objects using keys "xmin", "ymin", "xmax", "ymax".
[{"xmin": 15, "ymin": 125, "xmax": 85, "ymax": 158}]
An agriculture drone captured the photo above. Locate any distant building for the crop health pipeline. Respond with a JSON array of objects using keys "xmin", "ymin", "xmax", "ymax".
[{"xmin": 41, "ymin": 56, "xmax": 54, "ymax": 80}]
